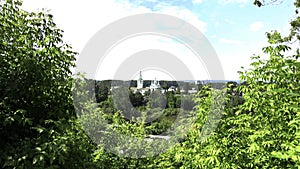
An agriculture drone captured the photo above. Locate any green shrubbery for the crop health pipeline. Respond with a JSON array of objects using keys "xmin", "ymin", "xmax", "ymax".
[
  {"xmin": 0, "ymin": 1, "xmax": 95, "ymax": 168},
  {"xmin": 1, "ymin": 0, "xmax": 299, "ymax": 168}
]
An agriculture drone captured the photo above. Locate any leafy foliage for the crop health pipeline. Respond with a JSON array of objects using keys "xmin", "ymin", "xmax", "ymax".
[
  {"xmin": 0, "ymin": 1, "xmax": 95, "ymax": 168},
  {"xmin": 1, "ymin": 0, "xmax": 300, "ymax": 168}
]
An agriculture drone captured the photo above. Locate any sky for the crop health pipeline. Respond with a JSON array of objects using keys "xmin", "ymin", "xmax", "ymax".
[{"xmin": 21, "ymin": 0, "xmax": 296, "ymax": 80}]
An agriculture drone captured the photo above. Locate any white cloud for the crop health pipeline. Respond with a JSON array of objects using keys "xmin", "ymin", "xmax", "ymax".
[
  {"xmin": 21, "ymin": 0, "xmax": 208, "ymax": 80},
  {"xmin": 97, "ymin": 35, "xmax": 208, "ymax": 80},
  {"xmin": 224, "ymin": 18, "xmax": 235, "ymax": 25},
  {"xmin": 21, "ymin": 0, "xmax": 207, "ymax": 51},
  {"xmin": 218, "ymin": 0, "xmax": 249, "ymax": 4},
  {"xmin": 209, "ymin": 34, "xmax": 217, "ymax": 38},
  {"xmin": 154, "ymin": 5, "xmax": 207, "ymax": 33},
  {"xmin": 250, "ymin": 21, "xmax": 264, "ymax": 32},
  {"xmin": 22, "ymin": 0, "xmax": 152, "ymax": 52},
  {"xmin": 156, "ymin": 5, "xmax": 205, "ymax": 29},
  {"xmin": 145, "ymin": 0, "xmax": 158, "ymax": 2},
  {"xmin": 219, "ymin": 38, "xmax": 241, "ymax": 45},
  {"xmin": 192, "ymin": 0, "xmax": 204, "ymax": 4}
]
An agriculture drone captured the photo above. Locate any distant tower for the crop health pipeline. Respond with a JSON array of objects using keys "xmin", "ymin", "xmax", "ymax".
[{"xmin": 137, "ymin": 71, "xmax": 143, "ymax": 89}]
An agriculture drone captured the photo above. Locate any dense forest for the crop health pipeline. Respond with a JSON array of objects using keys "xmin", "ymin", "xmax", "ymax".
[{"xmin": 0, "ymin": 0, "xmax": 300, "ymax": 168}]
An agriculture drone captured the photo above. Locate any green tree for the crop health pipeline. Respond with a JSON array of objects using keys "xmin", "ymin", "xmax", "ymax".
[
  {"xmin": 181, "ymin": 95, "xmax": 196, "ymax": 111},
  {"xmin": 244, "ymin": 1, "xmax": 300, "ymax": 165},
  {"xmin": 129, "ymin": 91, "xmax": 144, "ymax": 107},
  {"xmin": 0, "ymin": 1, "xmax": 95, "ymax": 168},
  {"xmin": 153, "ymin": 1, "xmax": 300, "ymax": 168},
  {"xmin": 148, "ymin": 90, "xmax": 167, "ymax": 109},
  {"xmin": 165, "ymin": 91, "xmax": 175, "ymax": 108},
  {"xmin": 95, "ymin": 80, "xmax": 110, "ymax": 103}
]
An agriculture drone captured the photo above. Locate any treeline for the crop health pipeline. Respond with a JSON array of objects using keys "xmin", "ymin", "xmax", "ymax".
[{"xmin": 94, "ymin": 79, "xmax": 233, "ymax": 104}]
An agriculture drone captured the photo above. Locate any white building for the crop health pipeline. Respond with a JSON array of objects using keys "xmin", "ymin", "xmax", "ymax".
[
  {"xmin": 150, "ymin": 78, "xmax": 161, "ymax": 91},
  {"xmin": 168, "ymin": 86, "xmax": 176, "ymax": 92},
  {"xmin": 188, "ymin": 88, "xmax": 198, "ymax": 94},
  {"xmin": 137, "ymin": 71, "xmax": 143, "ymax": 89}
]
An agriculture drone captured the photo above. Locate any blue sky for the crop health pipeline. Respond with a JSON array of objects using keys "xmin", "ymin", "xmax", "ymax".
[{"xmin": 22, "ymin": 0, "xmax": 295, "ymax": 80}]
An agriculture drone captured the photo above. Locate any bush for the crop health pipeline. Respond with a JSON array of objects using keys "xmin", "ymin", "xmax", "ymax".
[{"xmin": 0, "ymin": 1, "xmax": 95, "ymax": 168}]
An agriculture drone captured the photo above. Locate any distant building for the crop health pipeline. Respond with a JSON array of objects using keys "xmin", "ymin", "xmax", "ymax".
[
  {"xmin": 195, "ymin": 80, "xmax": 206, "ymax": 85},
  {"xmin": 150, "ymin": 78, "xmax": 161, "ymax": 91},
  {"xmin": 168, "ymin": 86, "xmax": 176, "ymax": 92},
  {"xmin": 188, "ymin": 88, "xmax": 198, "ymax": 94},
  {"xmin": 137, "ymin": 71, "xmax": 143, "ymax": 89}
]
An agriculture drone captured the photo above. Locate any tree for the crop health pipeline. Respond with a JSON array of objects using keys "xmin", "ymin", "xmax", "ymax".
[
  {"xmin": 0, "ymin": 1, "xmax": 95, "ymax": 168},
  {"xmin": 165, "ymin": 91, "xmax": 175, "ymax": 108},
  {"xmin": 148, "ymin": 90, "xmax": 167, "ymax": 109},
  {"xmin": 152, "ymin": 1, "xmax": 300, "ymax": 168},
  {"xmin": 176, "ymin": 0, "xmax": 300, "ymax": 167},
  {"xmin": 129, "ymin": 91, "xmax": 144, "ymax": 107},
  {"xmin": 95, "ymin": 80, "xmax": 110, "ymax": 103},
  {"xmin": 180, "ymin": 95, "xmax": 196, "ymax": 111}
]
